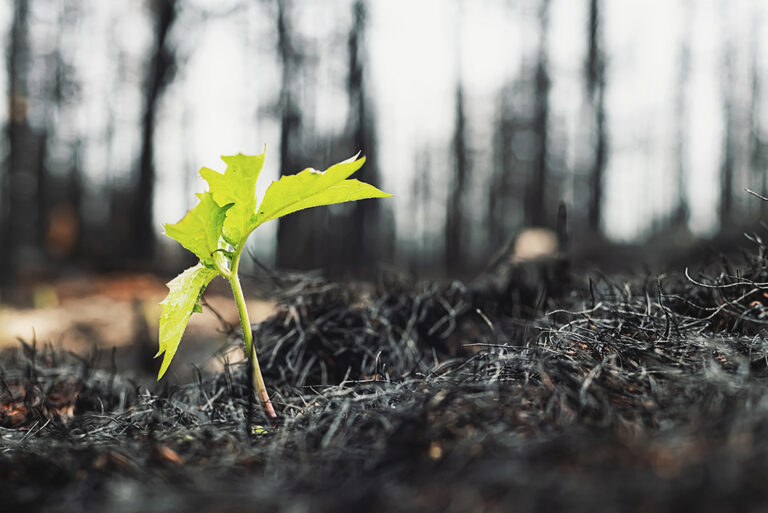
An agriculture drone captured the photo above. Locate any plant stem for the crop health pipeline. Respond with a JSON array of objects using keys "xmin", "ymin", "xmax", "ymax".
[{"xmin": 229, "ymin": 253, "xmax": 276, "ymax": 418}]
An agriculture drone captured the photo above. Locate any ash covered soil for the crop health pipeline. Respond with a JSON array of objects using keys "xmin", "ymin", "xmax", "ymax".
[{"xmin": 5, "ymin": 246, "xmax": 768, "ymax": 513}]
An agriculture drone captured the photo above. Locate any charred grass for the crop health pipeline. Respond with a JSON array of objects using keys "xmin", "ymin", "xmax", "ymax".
[{"xmin": 5, "ymin": 245, "xmax": 768, "ymax": 512}]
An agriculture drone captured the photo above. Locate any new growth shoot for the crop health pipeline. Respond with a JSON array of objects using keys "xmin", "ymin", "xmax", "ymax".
[{"xmin": 157, "ymin": 149, "xmax": 391, "ymax": 418}]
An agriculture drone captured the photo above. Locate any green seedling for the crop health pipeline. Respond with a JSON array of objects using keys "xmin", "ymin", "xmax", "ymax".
[{"xmin": 157, "ymin": 149, "xmax": 391, "ymax": 418}]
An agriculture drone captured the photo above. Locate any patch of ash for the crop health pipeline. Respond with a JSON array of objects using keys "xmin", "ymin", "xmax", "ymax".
[{"xmin": 6, "ymin": 242, "xmax": 768, "ymax": 512}]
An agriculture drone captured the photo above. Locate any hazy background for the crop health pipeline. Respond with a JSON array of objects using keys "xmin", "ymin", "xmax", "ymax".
[{"xmin": 1, "ymin": 0, "xmax": 766, "ymax": 286}]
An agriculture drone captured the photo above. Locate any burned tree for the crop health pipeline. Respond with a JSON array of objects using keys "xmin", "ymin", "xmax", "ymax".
[
  {"xmin": 342, "ymin": 0, "xmax": 385, "ymax": 273},
  {"xmin": 719, "ymin": 40, "xmax": 735, "ymax": 226},
  {"xmin": 2, "ymin": 0, "xmax": 36, "ymax": 286},
  {"xmin": 42, "ymin": 1, "xmax": 84, "ymax": 263},
  {"xmin": 585, "ymin": 0, "xmax": 607, "ymax": 233},
  {"xmin": 410, "ymin": 147, "xmax": 434, "ymax": 272},
  {"xmin": 131, "ymin": 0, "xmax": 178, "ymax": 261},
  {"xmin": 748, "ymin": 13, "xmax": 767, "ymax": 217},
  {"xmin": 672, "ymin": 0, "xmax": 692, "ymax": 226},
  {"xmin": 274, "ymin": 0, "xmax": 313, "ymax": 270},
  {"xmin": 525, "ymin": 0, "xmax": 551, "ymax": 228},
  {"xmin": 323, "ymin": 0, "xmax": 387, "ymax": 275},
  {"xmin": 445, "ymin": 83, "xmax": 469, "ymax": 274},
  {"xmin": 488, "ymin": 78, "xmax": 526, "ymax": 257}
]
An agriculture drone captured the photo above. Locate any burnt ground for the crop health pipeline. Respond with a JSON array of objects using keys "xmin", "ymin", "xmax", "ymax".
[{"xmin": 5, "ymin": 243, "xmax": 768, "ymax": 512}]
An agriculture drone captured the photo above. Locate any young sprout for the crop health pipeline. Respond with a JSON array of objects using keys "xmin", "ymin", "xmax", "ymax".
[{"xmin": 157, "ymin": 149, "xmax": 390, "ymax": 418}]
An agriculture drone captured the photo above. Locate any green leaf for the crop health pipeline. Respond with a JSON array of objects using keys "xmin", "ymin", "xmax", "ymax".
[
  {"xmin": 200, "ymin": 151, "xmax": 265, "ymax": 246},
  {"xmin": 164, "ymin": 192, "xmax": 229, "ymax": 267},
  {"xmin": 253, "ymin": 154, "xmax": 392, "ymax": 227},
  {"xmin": 156, "ymin": 263, "xmax": 218, "ymax": 379},
  {"xmin": 192, "ymin": 295, "xmax": 203, "ymax": 314}
]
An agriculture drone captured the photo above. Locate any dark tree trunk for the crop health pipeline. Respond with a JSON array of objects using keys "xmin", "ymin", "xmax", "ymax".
[
  {"xmin": 445, "ymin": 84, "xmax": 469, "ymax": 274},
  {"xmin": 36, "ymin": 131, "xmax": 48, "ymax": 249},
  {"xmin": 2, "ymin": 0, "xmax": 33, "ymax": 287},
  {"xmin": 489, "ymin": 118, "xmax": 503, "ymax": 252},
  {"xmin": 132, "ymin": 0, "xmax": 177, "ymax": 262},
  {"xmin": 748, "ymin": 17, "xmax": 767, "ymax": 217},
  {"xmin": 672, "ymin": 1, "xmax": 692, "ymax": 226},
  {"xmin": 410, "ymin": 148, "xmax": 432, "ymax": 272},
  {"xmin": 525, "ymin": 0, "xmax": 550, "ymax": 228},
  {"xmin": 321, "ymin": 0, "xmax": 385, "ymax": 275},
  {"xmin": 720, "ymin": 41, "xmax": 735, "ymax": 227},
  {"xmin": 342, "ymin": 0, "xmax": 384, "ymax": 274},
  {"xmin": 586, "ymin": 0, "xmax": 607, "ymax": 233},
  {"xmin": 274, "ymin": 0, "xmax": 312, "ymax": 270},
  {"xmin": 489, "ymin": 81, "xmax": 523, "ymax": 256},
  {"xmin": 69, "ymin": 140, "xmax": 84, "ymax": 258}
]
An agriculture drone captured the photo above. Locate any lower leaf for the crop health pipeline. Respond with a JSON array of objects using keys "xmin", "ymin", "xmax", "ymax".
[{"xmin": 156, "ymin": 263, "xmax": 219, "ymax": 379}]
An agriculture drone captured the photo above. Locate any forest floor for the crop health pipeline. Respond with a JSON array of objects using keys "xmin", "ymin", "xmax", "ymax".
[
  {"xmin": 0, "ymin": 273, "xmax": 276, "ymax": 383},
  {"xmin": 4, "ymin": 238, "xmax": 768, "ymax": 512}
]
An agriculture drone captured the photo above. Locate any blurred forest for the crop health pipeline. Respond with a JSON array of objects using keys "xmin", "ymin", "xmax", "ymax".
[{"xmin": 1, "ymin": 0, "xmax": 767, "ymax": 290}]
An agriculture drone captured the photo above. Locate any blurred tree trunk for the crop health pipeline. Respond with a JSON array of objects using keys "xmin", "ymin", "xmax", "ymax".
[
  {"xmin": 445, "ymin": 83, "xmax": 469, "ymax": 273},
  {"xmin": 35, "ymin": 132, "xmax": 48, "ymax": 250},
  {"xmin": 69, "ymin": 140, "xmax": 84, "ymax": 258},
  {"xmin": 132, "ymin": 0, "xmax": 178, "ymax": 262},
  {"xmin": 49, "ymin": 2, "xmax": 83, "ymax": 261},
  {"xmin": 489, "ymin": 117, "xmax": 504, "ymax": 253},
  {"xmin": 489, "ymin": 81, "xmax": 523, "ymax": 255},
  {"xmin": 2, "ymin": 0, "xmax": 34, "ymax": 287},
  {"xmin": 525, "ymin": 0, "xmax": 550, "ymax": 228},
  {"xmin": 324, "ymin": 0, "xmax": 386, "ymax": 275},
  {"xmin": 672, "ymin": 0, "xmax": 692, "ymax": 226},
  {"xmin": 586, "ymin": 0, "xmax": 607, "ymax": 233},
  {"xmin": 342, "ymin": 0, "xmax": 386, "ymax": 274},
  {"xmin": 275, "ymin": 0, "xmax": 312, "ymax": 270},
  {"xmin": 748, "ymin": 16, "xmax": 767, "ymax": 217},
  {"xmin": 410, "ymin": 148, "xmax": 433, "ymax": 272},
  {"xmin": 720, "ymin": 40, "xmax": 735, "ymax": 226}
]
